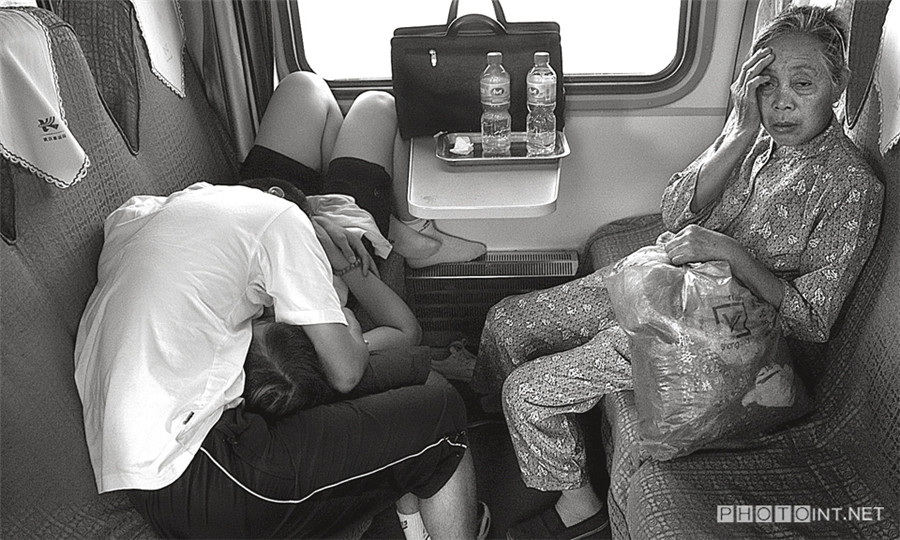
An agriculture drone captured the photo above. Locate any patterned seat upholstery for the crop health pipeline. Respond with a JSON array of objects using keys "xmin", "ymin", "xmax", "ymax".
[
  {"xmin": 0, "ymin": 5, "xmax": 239, "ymax": 537},
  {"xmin": 0, "ymin": 5, "xmax": 376, "ymax": 538}
]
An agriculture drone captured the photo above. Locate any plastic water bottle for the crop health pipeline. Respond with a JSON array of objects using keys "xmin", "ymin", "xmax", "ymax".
[
  {"xmin": 480, "ymin": 52, "xmax": 511, "ymax": 156},
  {"xmin": 526, "ymin": 51, "xmax": 557, "ymax": 156}
]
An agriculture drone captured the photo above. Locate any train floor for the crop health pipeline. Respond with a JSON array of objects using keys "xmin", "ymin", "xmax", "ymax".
[{"xmin": 363, "ymin": 379, "xmax": 612, "ymax": 540}]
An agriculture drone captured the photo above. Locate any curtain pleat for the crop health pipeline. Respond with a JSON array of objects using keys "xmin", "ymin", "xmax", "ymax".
[
  {"xmin": 845, "ymin": 0, "xmax": 891, "ymax": 129},
  {"xmin": 180, "ymin": 0, "xmax": 275, "ymax": 161},
  {"xmin": 271, "ymin": 0, "xmax": 309, "ymax": 81}
]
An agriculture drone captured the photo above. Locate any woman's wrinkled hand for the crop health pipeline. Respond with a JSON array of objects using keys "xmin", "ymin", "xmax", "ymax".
[
  {"xmin": 311, "ymin": 216, "xmax": 375, "ymax": 277},
  {"xmin": 663, "ymin": 224, "xmax": 742, "ymax": 267},
  {"xmin": 729, "ymin": 47, "xmax": 774, "ymax": 137}
]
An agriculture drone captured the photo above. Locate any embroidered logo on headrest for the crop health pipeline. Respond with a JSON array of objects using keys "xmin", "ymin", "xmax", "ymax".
[
  {"xmin": 38, "ymin": 116, "xmax": 67, "ymax": 142},
  {"xmin": 39, "ymin": 116, "xmax": 59, "ymax": 132}
]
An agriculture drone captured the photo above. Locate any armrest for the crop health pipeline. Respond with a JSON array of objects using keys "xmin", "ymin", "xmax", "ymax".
[{"xmin": 582, "ymin": 214, "xmax": 666, "ymax": 271}]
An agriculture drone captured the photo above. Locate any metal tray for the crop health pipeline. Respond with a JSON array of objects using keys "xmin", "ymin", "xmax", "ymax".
[{"xmin": 435, "ymin": 131, "xmax": 570, "ymax": 165}]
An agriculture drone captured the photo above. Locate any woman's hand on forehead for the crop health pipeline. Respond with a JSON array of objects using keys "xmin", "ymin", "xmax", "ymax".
[{"xmin": 730, "ymin": 47, "xmax": 774, "ymax": 136}]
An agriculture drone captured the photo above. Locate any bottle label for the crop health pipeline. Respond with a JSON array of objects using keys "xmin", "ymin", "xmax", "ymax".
[
  {"xmin": 481, "ymin": 80, "xmax": 510, "ymax": 106},
  {"xmin": 527, "ymin": 81, "xmax": 556, "ymax": 105}
]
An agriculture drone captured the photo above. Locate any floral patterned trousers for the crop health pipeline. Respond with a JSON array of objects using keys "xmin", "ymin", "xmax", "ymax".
[{"xmin": 473, "ymin": 270, "xmax": 634, "ymax": 491}]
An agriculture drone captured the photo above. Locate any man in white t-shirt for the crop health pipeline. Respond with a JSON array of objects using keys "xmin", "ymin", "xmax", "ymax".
[{"xmin": 74, "ymin": 181, "xmax": 478, "ymax": 538}]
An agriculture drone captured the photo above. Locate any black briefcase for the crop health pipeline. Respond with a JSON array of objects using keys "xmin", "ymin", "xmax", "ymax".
[{"xmin": 391, "ymin": 0, "xmax": 564, "ymax": 139}]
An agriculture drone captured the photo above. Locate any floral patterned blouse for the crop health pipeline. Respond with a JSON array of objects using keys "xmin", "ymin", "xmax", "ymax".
[{"xmin": 661, "ymin": 117, "xmax": 883, "ymax": 342}]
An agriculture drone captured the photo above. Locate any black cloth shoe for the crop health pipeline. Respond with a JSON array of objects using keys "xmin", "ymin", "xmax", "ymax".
[
  {"xmin": 477, "ymin": 501, "xmax": 492, "ymax": 540},
  {"xmin": 506, "ymin": 504, "xmax": 609, "ymax": 540}
]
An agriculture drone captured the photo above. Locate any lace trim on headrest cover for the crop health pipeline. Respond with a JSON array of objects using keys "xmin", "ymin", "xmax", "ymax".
[
  {"xmin": 0, "ymin": 8, "xmax": 90, "ymax": 189},
  {"xmin": 875, "ymin": 1, "xmax": 900, "ymax": 155},
  {"xmin": 130, "ymin": 0, "xmax": 185, "ymax": 98}
]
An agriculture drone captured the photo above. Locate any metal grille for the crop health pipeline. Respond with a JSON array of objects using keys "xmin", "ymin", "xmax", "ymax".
[
  {"xmin": 406, "ymin": 250, "xmax": 579, "ymax": 279},
  {"xmin": 406, "ymin": 251, "xmax": 579, "ymax": 335}
]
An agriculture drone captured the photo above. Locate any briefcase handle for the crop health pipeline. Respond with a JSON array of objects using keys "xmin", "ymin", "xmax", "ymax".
[
  {"xmin": 446, "ymin": 0, "xmax": 508, "ymax": 25},
  {"xmin": 447, "ymin": 13, "xmax": 507, "ymax": 36}
]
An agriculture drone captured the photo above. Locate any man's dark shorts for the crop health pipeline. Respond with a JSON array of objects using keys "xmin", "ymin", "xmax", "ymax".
[{"xmin": 129, "ymin": 349, "xmax": 468, "ymax": 538}]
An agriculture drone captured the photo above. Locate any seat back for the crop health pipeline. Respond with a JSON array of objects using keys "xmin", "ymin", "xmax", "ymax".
[
  {"xmin": 810, "ymin": 21, "xmax": 900, "ymax": 512},
  {"xmin": 0, "ymin": 4, "xmax": 238, "ymax": 533}
]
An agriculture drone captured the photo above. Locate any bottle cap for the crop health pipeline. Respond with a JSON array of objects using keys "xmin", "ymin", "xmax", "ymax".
[
  {"xmin": 488, "ymin": 51, "xmax": 502, "ymax": 63},
  {"xmin": 534, "ymin": 51, "xmax": 550, "ymax": 63}
]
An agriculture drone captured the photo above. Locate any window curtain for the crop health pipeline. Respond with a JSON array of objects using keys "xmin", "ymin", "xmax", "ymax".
[
  {"xmin": 180, "ymin": 0, "xmax": 275, "ymax": 160},
  {"xmin": 270, "ymin": 0, "xmax": 310, "ymax": 80},
  {"xmin": 843, "ymin": 0, "xmax": 891, "ymax": 129}
]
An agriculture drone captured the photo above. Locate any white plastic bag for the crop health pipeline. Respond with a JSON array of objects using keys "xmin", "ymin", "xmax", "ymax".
[{"xmin": 604, "ymin": 243, "xmax": 809, "ymax": 460}]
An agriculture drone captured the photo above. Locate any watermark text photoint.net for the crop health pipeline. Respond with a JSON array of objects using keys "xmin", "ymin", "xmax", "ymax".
[{"xmin": 717, "ymin": 505, "xmax": 886, "ymax": 523}]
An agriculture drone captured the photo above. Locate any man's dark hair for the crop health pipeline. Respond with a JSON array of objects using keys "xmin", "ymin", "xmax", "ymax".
[
  {"xmin": 243, "ymin": 320, "xmax": 336, "ymax": 416},
  {"xmin": 239, "ymin": 177, "xmax": 312, "ymax": 215}
]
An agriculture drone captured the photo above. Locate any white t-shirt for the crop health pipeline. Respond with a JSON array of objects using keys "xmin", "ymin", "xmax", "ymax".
[{"xmin": 74, "ymin": 182, "xmax": 345, "ymax": 493}]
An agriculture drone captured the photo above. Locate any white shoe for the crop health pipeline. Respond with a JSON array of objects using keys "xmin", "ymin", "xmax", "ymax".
[
  {"xmin": 389, "ymin": 215, "xmax": 441, "ymax": 259},
  {"xmin": 406, "ymin": 221, "xmax": 486, "ymax": 269}
]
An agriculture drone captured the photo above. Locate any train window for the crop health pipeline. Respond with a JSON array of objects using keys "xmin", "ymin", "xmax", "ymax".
[{"xmin": 295, "ymin": 0, "xmax": 687, "ymax": 93}]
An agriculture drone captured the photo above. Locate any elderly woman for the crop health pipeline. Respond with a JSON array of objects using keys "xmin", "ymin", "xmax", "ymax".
[{"xmin": 472, "ymin": 6, "xmax": 884, "ymax": 539}]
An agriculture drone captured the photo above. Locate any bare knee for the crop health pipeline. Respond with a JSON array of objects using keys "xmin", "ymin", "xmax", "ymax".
[
  {"xmin": 269, "ymin": 71, "xmax": 340, "ymax": 122},
  {"xmin": 354, "ymin": 90, "xmax": 395, "ymax": 113},
  {"xmin": 348, "ymin": 91, "xmax": 397, "ymax": 131},
  {"xmin": 277, "ymin": 71, "xmax": 330, "ymax": 96}
]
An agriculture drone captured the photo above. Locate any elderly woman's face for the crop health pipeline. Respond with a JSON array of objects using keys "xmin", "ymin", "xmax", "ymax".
[{"xmin": 757, "ymin": 32, "xmax": 838, "ymax": 146}]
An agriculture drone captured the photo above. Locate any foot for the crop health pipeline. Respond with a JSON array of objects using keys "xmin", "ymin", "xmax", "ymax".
[
  {"xmin": 389, "ymin": 215, "xmax": 442, "ymax": 259},
  {"xmin": 506, "ymin": 504, "xmax": 609, "ymax": 540},
  {"xmin": 430, "ymin": 341, "xmax": 477, "ymax": 382},
  {"xmin": 405, "ymin": 221, "xmax": 486, "ymax": 269}
]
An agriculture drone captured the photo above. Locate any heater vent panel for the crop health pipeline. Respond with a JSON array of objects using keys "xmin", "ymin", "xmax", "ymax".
[{"xmin": 406, "ymin": 251, "xmax": 580, "ymax": 335}]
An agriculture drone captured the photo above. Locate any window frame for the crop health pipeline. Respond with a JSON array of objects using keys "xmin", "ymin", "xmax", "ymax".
[{"xmin": 284, "ymin": 0, "xmax": 716, "ymax": 107}]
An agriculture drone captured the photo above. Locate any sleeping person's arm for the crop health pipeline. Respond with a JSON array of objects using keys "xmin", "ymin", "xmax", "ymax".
[
  {"xmin": 311, "ymin": 219, "xmax": 421, "ymax": 352},
  {"xmin": 302, "ymin": 314, "xmax": 369, "ymax": 393}
]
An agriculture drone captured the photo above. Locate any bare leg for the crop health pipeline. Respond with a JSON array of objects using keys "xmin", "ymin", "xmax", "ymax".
[
  {"xmin": 397, "ymin": 492, "xmax": 420, "ymax": 514},
  {"xmin": 324, "ymin": 92, "xmax": 439, "ymax": 259},
  {"xmin": 259, "ymin": 78, "xmax": 482, "ymax": 266},
  {"xmin": 419, "ymin": 449, "xmax": 478, "ymax": 540},
  {"xmin": 556, "ymin": 485, "xmax": 604, "ymax": 527},
  {"xmin": 395, "ymin": 371, "xmax": 470, "ymax": 540},
  {"xmin": 332, "ymin": 90, "xmax": 397, "ymax": 170},
  {"xmin": 396, "ymin": 493, "xmax": 428, "ymax": 540},
  {"xmin": 253, "ymin": 71, "xmax": 342, "ymax": 172}
]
